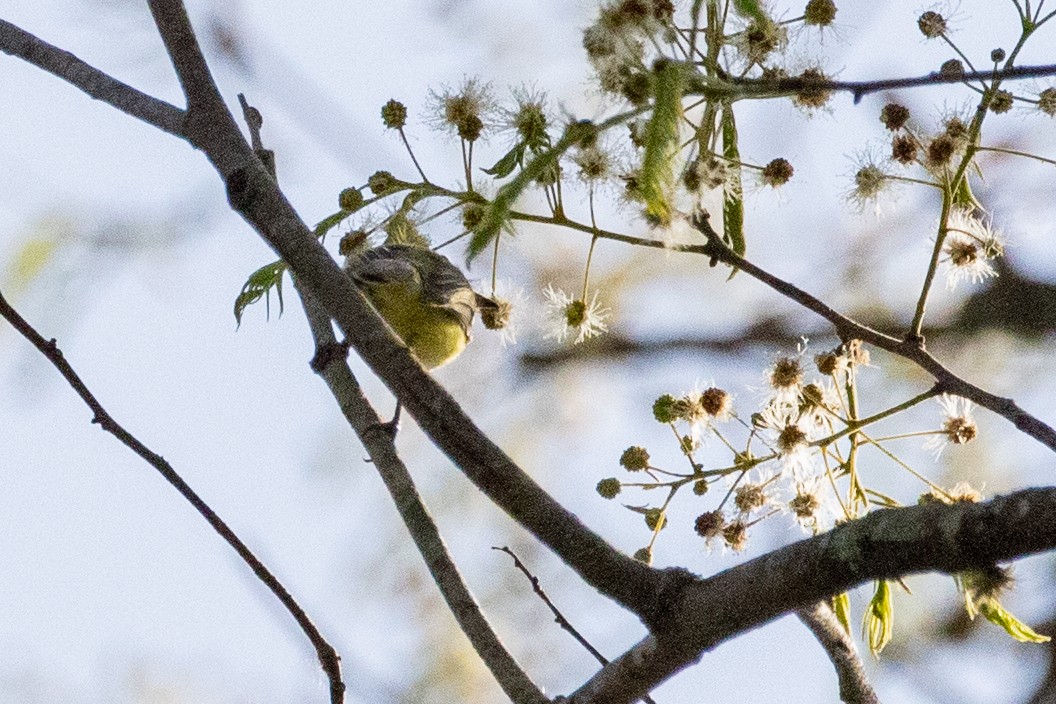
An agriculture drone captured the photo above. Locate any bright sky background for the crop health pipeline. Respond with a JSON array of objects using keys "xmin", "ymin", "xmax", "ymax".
[{"xmin": 2, "ymin": 1, "xmax": 1056, "ymax": 703}]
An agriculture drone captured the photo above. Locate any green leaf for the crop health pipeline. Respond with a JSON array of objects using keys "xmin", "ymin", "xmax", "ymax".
[
  {"xmin": 863, "ymin": 580, "xmax": 894, "ymax": 657},
  {"xmin": 731, "ymin": 0, "xmax": 767, "ymax": 22},
  {"xmin": 482, "ymin": 143, "xmax": 527, "ymax": 178},
  {"xmin": 468, "ymin": 120, "xmax": 595, "ymax": 261},
  {"xmin": 978, "ymin": 600, "xmax": 1051, "ymax": 643},
  {"xmin": 234, "ymin": 259, "xmax": 287, "ymax": 327},
  {"xmin": 721, "ymin": 104, "xmax": 745, "ymax": 277},
  {"xmin": 640, "ymin": 60, "xmax": 685, "ymax": 226},
  {"xmin": 313, "ymin": 210, "xmax": 350, "ymax": 240},
  {"xmin": 832, "ymin": 592, "xmax": 852, "ymax": 634}
]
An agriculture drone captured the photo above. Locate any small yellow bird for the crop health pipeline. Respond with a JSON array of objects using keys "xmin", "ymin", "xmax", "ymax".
[
  {"xmin": 344, "ymin": 240, "xmax": 497, "ymax": 432},
  {"xmin": 347, "ymin": 244, "xmax": 484, "ymax": 370}
]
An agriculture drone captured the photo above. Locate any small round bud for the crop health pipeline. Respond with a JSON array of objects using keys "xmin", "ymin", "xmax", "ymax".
[
  {"xmin": 679, "ymin": 434, "xmax": 698, "ymax": 455},
  {"xmin": 596, "ymin": 477, "xmax": 622, "ymax": 499},
  {"xmin": 381, "ymin": 99, "xmax": 407, "ymax": 129},
  {"xmin": 917, "ymin": 11, "xmax": 946, "ymax": 38},
  {"xmin": 880, "ymin": 103, "xmax": 910, "ymax": 131},
  {"xmin": 792, "ymin": 67, "xmax": 832, "ymax": 110},
  {"xmin": 991, "ymin": 48, "xmax": 1006, "ymax": 63},
  {"xmin": 367, "ymin": 170, "xmax": 398, "ymax": 195},
  {"xmin": 939, "ymin": 59, "xmax": 965, "ymax": 79},
  {"xmin": 891, "ymin": 134, "xmax": 918, "ymax": 164},
  {"xmin": 804, "ymin": 0, "xmax": 837, "ymax": 27},
  {"xmin": 338, "ymin": 187, "xmax": 364, "ymax": 211},
  {"xmin": 692, "ymin": 479, "xmax": 709, "ymax": 496},
  {"xmin": 653, "ymin": 394, "xmax": 682, "ymax": 423},
  {"xmin": 1038, "ymin": 88, "xmax": 1056, "ymax": 117},
  {"xmin": 761, "ymin": 158, "xmax": 794, "ymax": 187},
  {"xmin": 633, "ymin": 547, "xmax": 653, "ymax": 564},
  {"xmin": 694, "ymin": 510, "xmax": 725, "ymax": 538},
  {"xmin": 989, "ymin": 89, "xmax": 1014, "ymax": 114},
  {"xmin": 620, "ymin": 446, "xmax": 651, "ymax": 471},
  {"xmin": 644, "ymin": 508, "xmax": 667, "ymax": 531}
]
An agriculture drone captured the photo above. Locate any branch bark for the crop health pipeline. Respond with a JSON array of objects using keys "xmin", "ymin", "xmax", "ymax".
[
  {"xmin": 562, "ymin": 488, "xmax": 1056, "ymax": 703},
  {"xmin": 797, "ymin": 602, "xmax": 879, "ymax": 704}
]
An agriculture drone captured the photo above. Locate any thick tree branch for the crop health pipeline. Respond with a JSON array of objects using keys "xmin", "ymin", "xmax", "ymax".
[
  {"xmin": 0, "ymin": 288, "xmax": 346, "ymax": 703},
  {"xmin": 138, "ymin": 0, "xmax": 670, "ymax": 620},
  {"xmin": 562, "ymin": 488, "xmax": 1056, "ymax": 704},
  {"xmin": 0, "ymin": 18, "xmax": 185, "ymax": 137},
  {"xmin": 796, "ymin": 602, "xmax": 879, "ymax": 704}
]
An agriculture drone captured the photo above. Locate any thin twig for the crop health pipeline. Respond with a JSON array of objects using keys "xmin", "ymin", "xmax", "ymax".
[
  {"xmin": 0, "ymin": 19, "xmax": 185, "ymax": 136},
  {"xmin": 0, "ymin": 288, "xmax": 345, "ymax": 703}
]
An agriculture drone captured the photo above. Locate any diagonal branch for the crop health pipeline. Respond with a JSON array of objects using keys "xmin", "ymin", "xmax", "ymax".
[
  {"xmin": 297, "ymin": 286, "xmax": 547, "ymax": 704},
  {"xmin": 562, "ymin": 488, "xmax": 1056, "ymax": 704},
  {"xmin": 0, "ymin": 288, "xmax": 346, "ymax": 704},
  {"xmin": 139, "ymin": 0, "xmax": 671, "ymax": 621},
  {"xmin": 688, "ymin": 213, "xmax": 1056, "ymax": 452},
  {"xmin": 796, "ymin": 602, "xmax": 879, "ymax": 704},
  {"xmin": 0, "ymin": 18, "xmax": 185, "ymax": 136}
]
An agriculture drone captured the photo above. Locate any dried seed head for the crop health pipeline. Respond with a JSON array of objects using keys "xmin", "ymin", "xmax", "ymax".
[
  {"xmin": 700, "ymin": 387, "xmax": 732, "ymax": 418},
  {"xmin": 723, "ymin": 520, "xmax": 749, "ymax": 551},
  {"xmin": 792, "ymin": 67, "xmax": 832, "ymax": 110},
  {"xmin": 1037, "ymin": 87, "xmax": 1056, "ymax": 117},
  {"xmin": 770, "ymin": 356, "xmax": 804, "ymax": 390},
  {"xmin": 880, "ymin": 103, "xmax": 910, "ymax": 131},
  {"xmin": 940, "ymin": 59, "xmax": 965, "ymax": 79},
  {"xmin": 694, "ymin": 510, "xmax": 726, "ymax": 539},
  {"xmin": 918, "ymin": 11, "xmax": 947, "ymax": 38},
  {"xmin": 989, "ymin": 89, "xmax": 1015, "ymax": 114},
  {"xmin": 891, "ymin": 134, "xmax": 918, "ymax": 164},
  {"xmin": 760, "ymin": 158, "xmax": 794, "ymax": 187},
  {"xmin": 734, "ymin": 483, "xmax": 768, "ymax": 513}
]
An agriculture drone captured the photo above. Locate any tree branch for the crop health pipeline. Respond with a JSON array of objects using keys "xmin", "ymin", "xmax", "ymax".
[
  {"xmin": 138, "ymin": 0, "xmax": 670, "ymax": 621},
  {"xmin": 562, "ymin": 488, "xmax": 1056, "ymax": 703},
  {"xmin": 687, "ymin": 214, "xmax": 1056, "ymax": 453},
  {"xmin": 0, "ymin": 288, "xmax": 346, "ymax": 703},
  {"xmin": 0, "ymin": 18, "xmax": 185, "ymax": 137},
  {"xmin": 297, "ymin": 285, "xmax": 547, "ymax": 704},
  {"xmin": 796, "ymin": 602, "xmax": 879, "ymax": 704}
]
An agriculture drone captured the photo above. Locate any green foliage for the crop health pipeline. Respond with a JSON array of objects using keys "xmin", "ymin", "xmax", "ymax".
[
  {"xmin": 720, "ymin": 103, "xmax": 745, "ymax": 272},
  {"xmin": 864, "ymin": 580, "xmax": 894, "ymax": 657},
  {"xmin": 978, "ymin": 601, "xmax": 1051, "ymax": 643},
  {"xmin": 234, "ymin": 259, "xmax": 287, "ymax": 327},
  {"xmin": 468, "ymin": 120, "xmax": 595, "ymax": 261},
  {"xmin": 639, "ymin": 60, "xmax": 685, "ymax": 226}
]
